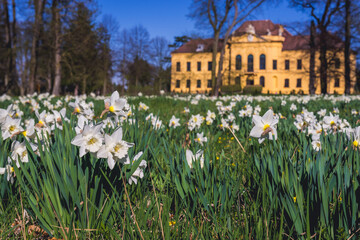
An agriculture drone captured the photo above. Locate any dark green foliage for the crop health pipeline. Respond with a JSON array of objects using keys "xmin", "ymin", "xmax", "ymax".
[
  {"xmin": 220, "ymin": 84, "xmax": 242, "ymax": 94},
  {"xmin": 243, "ymin": 85, "xmax": 263, "ymax": 95}
]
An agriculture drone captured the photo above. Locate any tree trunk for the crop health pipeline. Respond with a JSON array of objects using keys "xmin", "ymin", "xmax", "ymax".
[
  {"xmin": 11, "ymin": 0, "xmax": 17, "ymax": 90},
  {"xmin": 3, "ymin": 0, "xmax": 12, "ymax": 91},
  {"xmin": 211, "ymin": 31, "xmax": 219, "ymax": 95},
  {"xmin": 29, "ymin": 0, "xmax": 46, "ymax": 94},
  {"xmin": 344, "ymin": 0, "xmax": 351, "ymax": 94},
  {"xmin": 319, "ymin": 29, "xmax": 328, "ymax": 94},
  {"xmin": 52, "ymin": 0, "xmax": 62, "ymax": 95},
  {"xmin": 102, "ymin": 45, "xmax": 108, "ymax": 95},
  {"xmin": 309, "ymin": 20, "xmax": 316, "ymax": 95}
]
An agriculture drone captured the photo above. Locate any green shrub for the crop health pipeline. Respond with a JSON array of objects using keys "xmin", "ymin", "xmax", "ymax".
[
  {"xmin": 221, "ymin": 84, "xmax": 242, "ymax": 93},
  {"xmin": 243, "ymin": 85, "xmax": 263, "ymax": 95}
]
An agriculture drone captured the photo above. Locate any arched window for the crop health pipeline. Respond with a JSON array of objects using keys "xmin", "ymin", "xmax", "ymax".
[
  {"xmin": 260, "ymin": 76, "xmax": 265, "ymax": 87},
  {"xmin": 248, "ymin": 54, "xmax": 253, "ymax": 72},
  {"xmin": 260, "ymin": 54, "xmax": 266, "ymax": 70},
  {"xmin": 235, "ymin": 55, "xmax": 242, "ymax": 70}
]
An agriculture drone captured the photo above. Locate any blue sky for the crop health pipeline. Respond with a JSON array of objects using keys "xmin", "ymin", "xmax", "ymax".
[{"xmin": 98, "ymin": 0, "xmax": 311, "ymax": 41}]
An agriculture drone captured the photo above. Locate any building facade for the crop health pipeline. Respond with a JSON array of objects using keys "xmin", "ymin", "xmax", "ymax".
[{"xmin": 171, "ymin": 20, "xmax": 356, "ymax": 94}]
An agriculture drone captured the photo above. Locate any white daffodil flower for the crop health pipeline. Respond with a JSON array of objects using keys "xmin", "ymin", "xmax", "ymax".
[
  {"xmin": 349, "ymin": 126, "xmax": 360, "ymax": 148},
  {"xmin": 194, "ymin": 132, "xmax": 207, "ymax": 146},
  {"xmin": 8, "ymin": 141, "xmax": 37, "ymax": 168},
  {"xmin": 169, "ymin": 115, "xmax": 180, "ymax": 128},
  {"xmin": 126, "ymin": 151, "xmax": 147, "ymax": 185},
  {"xmin": 0, "ymin": 104, "xmax": 14, "ymax": 124},
  {"xmin": 1, "ymin": 116, "xmax": 23, "ymax": 140},
  {"xmin": 102, "ymin": 91, "xmax": 127, "ymax": 117},
  {"xmin": 0, "ymin": 164, "xmax": 15, "ymax": 183},
  {"xmin": 71, "ymin": 123, "xmax": 104, "ymax": 157},
  {"xmin": 186, "ymin": 149, "xmax": 204, "ymax": 169},
  {"xmin": 249, "ymin": 109, "xmax": 278, "ymax": 143},
  {"xmin": 97, "ymin": 127, "xmax": 134, "ymax": 169}
]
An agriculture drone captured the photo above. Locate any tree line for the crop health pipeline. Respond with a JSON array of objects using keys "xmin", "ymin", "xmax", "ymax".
[
  {"xmin": 1, "ymin": 0, "xmax": 359, "ymax": 96},
  {"xmin": 0, "ymin": 0, "xmax": 172, "ymax": 96},
  {"xmin": 188, "ymin": 0, "xmax": 360, "ymax": 96}
]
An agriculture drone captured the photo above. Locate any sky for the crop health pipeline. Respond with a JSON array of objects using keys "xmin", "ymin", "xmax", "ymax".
[{"xmin": 98, "ymin": 0, "xmax": 312, "ymax": 42}]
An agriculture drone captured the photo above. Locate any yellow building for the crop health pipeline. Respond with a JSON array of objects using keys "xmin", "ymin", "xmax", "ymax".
[{"xmin": 171, "ymin": 20, "xmax": 356, "ymax": 94}]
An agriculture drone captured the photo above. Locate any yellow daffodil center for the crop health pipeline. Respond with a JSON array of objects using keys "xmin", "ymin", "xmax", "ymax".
[
  {"xmin": 353, "ymin": 140, "xmax": 358, "ymax": 147},
  {"xmin": 194, "ymin": 117, "xmax": 197, "ymax": 122},
  {"xmin": 87, "ymin": 137, "xmax": 97, "ymax": 145},
  {"xmin": 197, "ymin": 138, "xmax": 201, "ymax": 142},
  {"xmin": 171, "ymin": 121, "xmax": 175, "ymax": 125},
  {"xmin": 10, "ymin": 167, "xmax": 14, "ymax": 173},
  {"xmin": 206, "ymin": 121, "xmax": 211, "ymax": 125},
  {"xmin": 75, "ymin": 107, "xmax": 80, "ymax": 113},
  {"xmin": 114, "ymin": 143, "xmax": 123, "ymax": 152},
  {"xmin": 330, "ymin": 121, "xmax": 335, "ymax": 126},
  {"xmin": 109, "ymin": 105, "xmax": 115, "ymax": 113},
  {"xmin": 15, "ymin": 113, "xmax": 19, "ymax": 118},
  {"xmin": 22, "ymin": 131, "xmax": 27, "ymax": 137},
  {"xmin": 169, "ymin": 221, "xmax": 176, "ymax": 226},
  {"xmin": 263, "ymin": 124, "xmax": 270, "ymax": 131},
  {"xmin": 21, "ymin": 151, "xmax": 27, "ymax": 158},
  {"xmin": 38, "ymin": 120, "xmax": 44, "ymax": 125},
  {"xmin": 9, "ymin": 125, "xmax": 16, "ymax": 132},
  {"xmin": 293, "ymin": 196, "xmax": 297, "ymax": 203}
]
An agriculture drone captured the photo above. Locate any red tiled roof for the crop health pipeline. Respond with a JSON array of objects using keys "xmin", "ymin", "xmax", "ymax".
[
  {"xmin": 234, "ymin": 20, "xmax": 292, "ymax": 38},
  {"xmin": 172, "ymin": 20, "xmax": 345, "ymax": 53},
  {"xmin": 171, "ymin": 38, "xmax": 224, "ymax": 54}
]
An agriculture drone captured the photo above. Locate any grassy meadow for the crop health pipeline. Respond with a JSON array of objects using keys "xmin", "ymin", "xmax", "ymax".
[{"xmin": 0, "ymin": 92, "xmax": 360, "ymax": 239}]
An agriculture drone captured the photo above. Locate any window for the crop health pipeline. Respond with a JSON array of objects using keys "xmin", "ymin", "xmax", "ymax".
[
  {"xmin": 297, "ymin": 59, "xmax": 302, "ymax": 70},
  {"xmin": 273, "ymin": 60, "xmax": 277, "ymax": 70},
  {"xmin": 260, "ymin": 54, "xmax": 266, "ymax": 70},
  {"xmin": 208, "ymin": 61, "xmax": 212, "ymax": 71},
  {"xmin": 296, "ymin": 78, "xmax": 301, "ymax": 88},
  {"xmin": 176, "ymin": 62, "xmax": 180, "ymax": 72},
  {"xmin": 335, "ymin": 58, "xmax": 340, "ymax": 69},
  {"xmin": 235, "ymin": 76, "xmax": 240, "ymax": 85},
  {"xmin": 246, "ymin": 78, "xmax": 254, "ymax": 86},
  {"xmin": 248, "ymin": 54, "xmax": 253, "ymax": 72},
  {"xmin": 186, "ymin": 79, "xmax": 190, "ymax": 88},
  {"xmin": 284, "ymin": 78, "xmax": 289, "ymax": 88},
  {"xmin": 334, "ymin": 78, "xmax": 340, "ymax": 87},
  {"xmin": 236, "ymin": 55, "xmax": 242, "ymax": 70},
  {"xmin": 197, "ymin": 62, "xmax": 201, "ymax": 71},
  {"xmin": 187, "ymin": 62, "xmax": 191, "ymax": 71},
  {"xmin": 260, "ymin": 76, "xmax": 265, "ymax": 87},
  {"xmin": 176, "ymin": 80, "xmax": 180, "ymax": 88},
  {"xmin": 197, "ymin": 80, "xmax": 201, "ymax": 88},
  {"xmin": 207, "ymin": 80, "xmax": 212, "ymax": 88},
  {"xmin": 285, "ymin": 60, "xmax": 290, "ymax": 70}
]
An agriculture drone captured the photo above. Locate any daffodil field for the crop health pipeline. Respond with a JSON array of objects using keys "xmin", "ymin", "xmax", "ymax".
[{"xmin": 1, "ymin": 92, "xmax": 360, "ymax": 239}]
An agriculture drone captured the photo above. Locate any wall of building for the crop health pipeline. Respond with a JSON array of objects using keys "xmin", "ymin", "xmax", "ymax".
[{"xmin": 171, "ymin": 33, "xmax": 356, "ymax": 94}]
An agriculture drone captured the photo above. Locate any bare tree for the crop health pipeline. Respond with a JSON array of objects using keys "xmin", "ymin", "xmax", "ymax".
[
  {"xmin": 189, "ymin": 0, "xmax": 265, "ymax": 96},
  {"xmin": 291, "ymin": 0, "xmax": 343, "ymax": 94},
  {"xmin": 51, "ymin": 0, "xmax": 61, "ymax": 95},
  {"xmin": 29, "ymin": 0, "xmax": 46, "ymax": 94},
  {"xmin": 128, "ymin": 25, "xmax": 150, "ymax": 87},
  {"xmin": 151, "ymin": 36, "xmax": 170, "ymax": 91}
]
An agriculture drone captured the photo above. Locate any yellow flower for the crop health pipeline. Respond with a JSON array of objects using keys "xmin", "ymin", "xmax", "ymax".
[
  {"xmin": 109, "ymin": 105, "xmax": 115, "ymax": 113},
  {"xmin": 169, "ymin": 221, "xmax": 176, "ymax": 226},
  {"xmin": 353, "ymin": 140, "xmax": 358, "ymax": 147},
  {"xmin": 293, "ymin": 196, "xmax": 297, "ymax": 203}
]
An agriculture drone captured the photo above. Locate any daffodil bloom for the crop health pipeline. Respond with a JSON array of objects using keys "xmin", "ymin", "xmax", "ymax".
[
  {"xmin": 101, "ymin": 91, "xmax": 127, "ymax": 118},
  {"xmin": 194, "ymin": 132, "xmax": 207, "ymax": 146},
  {"xmin": 169, "ymin": 115, "xmax": 180, "ymax": 128},
  {"xmin": 97, "ymin": 127, "xmax": 134, "ymax": 169},
  {"xmin": 0, "ymin": 164, "xmax": 15, "ymax": 183},
  {"xmin": 1, "ymin": 116, "xmax": 23, "ymax": 140},
  {"xmin": 8, "ymin": 141, "xmax": 37, "ymax": 168},
  {"xmin": 186, "ymin": 149, "xmax": 204, "ymax": 169},
  {"xmin": 125, "ymin": 151, "xmax": 147, "ymax": 185},
  {"xmin": 71, "ymin": 123, "xmax": 104, "ymax": 157},
  {"xmin": 249, "ymin": 109, "xmax": 278, "ymax": 143}
]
